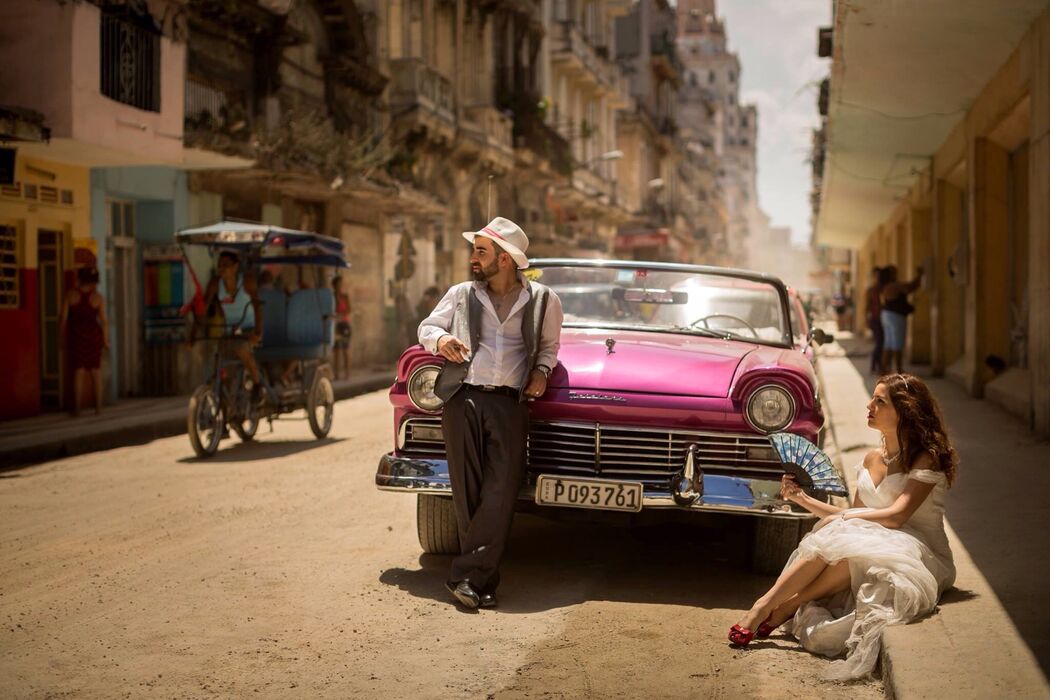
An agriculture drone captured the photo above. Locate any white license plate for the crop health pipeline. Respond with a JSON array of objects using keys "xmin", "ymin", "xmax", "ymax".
[{"xmin": 535, "ymin": 475, "xmax": 643, "ymax": 513}]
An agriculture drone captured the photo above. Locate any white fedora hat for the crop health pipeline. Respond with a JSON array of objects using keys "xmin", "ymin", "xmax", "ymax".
[{"xmin": 463, "ymin": 217, "xmax": 530, "ymax": 269}]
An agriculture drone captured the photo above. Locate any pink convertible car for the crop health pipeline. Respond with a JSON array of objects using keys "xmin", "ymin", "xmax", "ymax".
[{"xmin": 375, "ymin": 260, "xmax": 833, "ymax": 572}]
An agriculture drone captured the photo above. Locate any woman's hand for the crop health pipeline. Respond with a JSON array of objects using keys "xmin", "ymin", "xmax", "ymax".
[{"xmin": 780, "ymin": 474, "xmax": 804, "ymax": 502}]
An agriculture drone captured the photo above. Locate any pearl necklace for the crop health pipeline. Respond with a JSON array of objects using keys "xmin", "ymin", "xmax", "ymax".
[{"xmin": 880, "ymin": 438, "xmax": 901, "ymax": 465}]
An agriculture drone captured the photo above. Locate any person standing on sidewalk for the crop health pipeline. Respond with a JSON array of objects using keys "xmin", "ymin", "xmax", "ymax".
[
  {"xmin": 729, "ymin": 373, "xmax": 957, "ymax": 680},
  {"xmin": 418, "ymin": 217, "xmax": 563, "ymax": 610},
  {"xmin": 864, "ymin": 267, "xmax": 887, "ymax": 376},
  {"xmin": 332, "ymin": 275, "xmax": 352, "ymax": 380},
  {"xmin": 879, "ymin": 265, "xmax": 923, "ymax": 374},
  {"xmin": 60, "ymin": 267, "xmax": 108, "ymax": 415}
]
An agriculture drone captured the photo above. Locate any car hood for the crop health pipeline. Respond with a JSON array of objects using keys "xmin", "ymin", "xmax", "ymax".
[{"xmin": 550, "ymin": 327, "xmax": 757, "ymax": 398}]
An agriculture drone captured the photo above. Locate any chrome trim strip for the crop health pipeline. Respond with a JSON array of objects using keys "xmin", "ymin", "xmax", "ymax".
[{"xmin": 376, "ymin": 453, "xmax": 812, "ymax": 519}]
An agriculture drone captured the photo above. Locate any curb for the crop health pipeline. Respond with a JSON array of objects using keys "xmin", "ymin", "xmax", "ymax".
[
  {"xmin": 815, "ymin": 349, "xmax": 1050, "ymax": 699},
  {"xmin": 0, "ymin": 373, "xmax": 393, "ymax": 471}
]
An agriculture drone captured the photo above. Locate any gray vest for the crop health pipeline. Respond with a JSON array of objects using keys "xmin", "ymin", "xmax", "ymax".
[{"xmin": 433, "ymin": 280, "xmax": 554, "ymax": 403}]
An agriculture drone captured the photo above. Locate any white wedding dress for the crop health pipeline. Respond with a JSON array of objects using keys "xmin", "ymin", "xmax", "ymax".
[{"xmin": 783, "ymin": 463, "xmax": 955, "ymax": 680}]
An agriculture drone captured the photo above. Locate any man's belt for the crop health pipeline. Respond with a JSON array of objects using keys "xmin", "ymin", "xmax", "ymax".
[{"xmin": 465, "ymin": 384, "xmax": 519, "ymax": 399}]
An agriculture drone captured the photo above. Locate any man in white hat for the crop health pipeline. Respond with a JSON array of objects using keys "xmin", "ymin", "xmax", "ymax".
[{"xmin": 418, "ymin": 216, "xmax": 563, "ymax": 609}]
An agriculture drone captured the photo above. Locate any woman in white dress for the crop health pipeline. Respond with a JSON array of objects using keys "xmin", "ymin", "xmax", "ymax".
[{"xmin": 729, "ymin": 373, "xmax": 957, "ymax": 680}]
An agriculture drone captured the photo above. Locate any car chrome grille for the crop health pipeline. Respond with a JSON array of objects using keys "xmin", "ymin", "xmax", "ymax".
[{"xmin": 399, "ymin": 417, "xmax": 784, "ymax": 484}]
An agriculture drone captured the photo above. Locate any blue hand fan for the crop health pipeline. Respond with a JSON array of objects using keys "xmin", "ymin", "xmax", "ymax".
[{"xmin": 769, "ymin": 433, "xmax": 849, "ymax": 497}]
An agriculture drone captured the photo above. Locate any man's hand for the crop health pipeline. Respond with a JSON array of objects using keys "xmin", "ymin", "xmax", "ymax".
[
  {"xmin": 249, "ymin": 330, "xmax": 262, "ymax": 347},
  {"xmin": 437, "ymin": 335, "xmax": 471, "ymax": 363},
  {"xmin": 524, "ymin": 369, "xmax": 547, "ymax": 398}
]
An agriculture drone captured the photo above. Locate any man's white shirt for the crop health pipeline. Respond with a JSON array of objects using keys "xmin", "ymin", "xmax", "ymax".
[{"xmin": 418, "ymin": 277, "xmax": 563, "ymax": 389}]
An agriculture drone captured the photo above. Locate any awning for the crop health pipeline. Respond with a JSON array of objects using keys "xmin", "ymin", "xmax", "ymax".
[{"xmin": 815, "ymin": 0, "xmax": 1048, "ymax": 249}]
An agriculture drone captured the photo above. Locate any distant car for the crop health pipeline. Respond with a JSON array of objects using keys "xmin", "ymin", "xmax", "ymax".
[{"xmin": 376, "ymin": 260, "xmax": 833, "ymax": 572}]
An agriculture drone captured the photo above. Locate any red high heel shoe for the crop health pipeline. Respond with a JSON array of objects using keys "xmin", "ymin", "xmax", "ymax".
[
  {"xmin": 728, "ymin": 624, "xmax": 756, "ymax": 647},
  {"xmin": 755, "ymin": 616, "xmax": 780, "ymax": 639}
]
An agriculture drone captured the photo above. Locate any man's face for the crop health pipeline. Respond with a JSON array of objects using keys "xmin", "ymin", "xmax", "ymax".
[
  {"xmin": 218, "ymin": 254, "xmax": 238, "ymax": 276},
  {"xmin": 470, "ymin": 238, "xmax": 502, "ymax": 281}
]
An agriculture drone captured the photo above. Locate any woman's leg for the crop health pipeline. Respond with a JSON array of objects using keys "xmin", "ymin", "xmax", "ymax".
[
  {"xmin": 72, "ymin": 368, "xmax": 86, "ymax": 416},
  {"xmin": 737, "ymin": 557, "xmax": 829, "ymax": 630},
  {"xmin": 90, "ymin": 369, "xmax": 103, "ymax": 413},
  {"xmin": 766, "ymin": 561, "xmax": 852, "ymax": 627}
]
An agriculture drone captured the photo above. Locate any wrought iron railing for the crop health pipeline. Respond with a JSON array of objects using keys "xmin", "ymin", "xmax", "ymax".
[{"xmin": 100, "ymin": 9, "xmax": 161, "ymax": 112}]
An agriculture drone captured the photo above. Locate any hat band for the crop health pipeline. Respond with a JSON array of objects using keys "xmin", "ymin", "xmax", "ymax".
[{"xmin": 482, "ymin": 226, "xmax": 510, "ymax": 245}]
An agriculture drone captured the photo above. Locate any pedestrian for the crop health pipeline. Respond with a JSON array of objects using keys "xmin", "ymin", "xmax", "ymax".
[
  {"xmin": 729, "ymin": 373, "xmax": 956, "ymax": 680},
  {"xmin": 864, "ymin": 267, "xmax": 886, "ymax": 376},
  {"xmin": 416, "ymin": 285, "xmax": 442, "ymax": 329},
  {"xmin": 418, "ymin": 217, "xmax": 563, "ymax": 610},
  {"xmin": 332, "ymin": 275, "xmax": 352, "ymax": 380},
  {"xmin": 60, "ymin": 266, "xmax": 108, "ymax": 415},
  {"xmin": 879, "ymin": 265, "xmax": 923, "ymax": 374}
]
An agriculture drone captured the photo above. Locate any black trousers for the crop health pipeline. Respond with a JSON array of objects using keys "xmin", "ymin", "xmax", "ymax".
[{"xmin": 441, "ymin": 386, "xmax": 528, "ymax": 593}]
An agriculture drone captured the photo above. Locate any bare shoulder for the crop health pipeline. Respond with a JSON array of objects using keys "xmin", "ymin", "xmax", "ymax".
[
  {"xmin": 862, "ymin": 449, "xmax": 881, "ymax": 467},
  {"xmin": 911, "ymin": 451, "xmax": 935, "ymax": 471}
]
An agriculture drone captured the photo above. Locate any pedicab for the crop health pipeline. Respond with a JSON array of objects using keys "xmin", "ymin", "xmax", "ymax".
[{"xmin": 177, "ymin": 220, "xmax": 347, "ymax": 458}]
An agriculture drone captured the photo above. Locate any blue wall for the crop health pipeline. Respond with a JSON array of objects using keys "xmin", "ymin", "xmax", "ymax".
[{"xmin": 90, "ymin": 167, "xmax": 189, "ymax": 400}]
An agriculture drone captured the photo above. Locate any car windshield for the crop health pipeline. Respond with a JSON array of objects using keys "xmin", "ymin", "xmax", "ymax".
[{"xmin": 533, "ymin": 264, "xmax": 791, "ymax": 347}]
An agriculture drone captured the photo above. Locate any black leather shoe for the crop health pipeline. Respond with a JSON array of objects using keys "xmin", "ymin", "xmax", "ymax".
[
  {"xmin": 479, "ymin": 592, "xmax": 497, "ymax": 609},
  {"xmin": 446, "ymin": 580, "xmax": 480, "ymax": 609}
]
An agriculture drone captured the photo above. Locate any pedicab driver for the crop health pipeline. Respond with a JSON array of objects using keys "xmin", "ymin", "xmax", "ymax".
[{"xmin": 418, "ymin": 217, "xmax": 563, "ymax": 610}]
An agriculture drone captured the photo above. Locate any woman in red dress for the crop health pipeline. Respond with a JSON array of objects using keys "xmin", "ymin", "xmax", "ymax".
[{"xmin": 60, "ymin": 267, "xmax": 109, "ymax": 415}]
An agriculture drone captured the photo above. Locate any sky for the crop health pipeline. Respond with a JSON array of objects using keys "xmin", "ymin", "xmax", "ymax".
[{"xmin": 716, "ymin": 0, "xmax": 833, "ymax": 245}]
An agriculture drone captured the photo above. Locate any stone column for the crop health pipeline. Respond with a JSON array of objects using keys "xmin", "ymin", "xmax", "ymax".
[
  {"xmin": 1029, "ymin": 10, "xmax": 1050, "ymax": 435},
  {"xmin": 963, "ymin": 137, "xmax": 1011, "ymax": 396},
  {"xmin": 907, "ymin": 206, "xmax": 932, "ymax": 365}
]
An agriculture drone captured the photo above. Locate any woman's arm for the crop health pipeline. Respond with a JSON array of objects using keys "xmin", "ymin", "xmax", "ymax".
[
  {"xmin": 781, "ymin": 475, "xmax": 845, "ymax": 518},
  {"xmin": 842, "ymin": 478, "xmax": 935, "ymax": 528}
]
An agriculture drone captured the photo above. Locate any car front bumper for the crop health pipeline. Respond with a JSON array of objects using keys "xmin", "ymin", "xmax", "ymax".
[{"xmin": 375, "ymin": 452, "xmax": 813, "ymax": 519}]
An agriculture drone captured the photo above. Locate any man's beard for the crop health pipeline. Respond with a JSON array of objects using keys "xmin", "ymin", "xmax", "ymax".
[{"xmin": 471, "ymin": 259, "xmax": 498, "ymax": 281}]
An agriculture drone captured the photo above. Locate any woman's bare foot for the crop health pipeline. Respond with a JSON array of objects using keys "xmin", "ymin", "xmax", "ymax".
[{"xmin": 735, "ymin": 603, "xmax": 773, "ymax": 632}]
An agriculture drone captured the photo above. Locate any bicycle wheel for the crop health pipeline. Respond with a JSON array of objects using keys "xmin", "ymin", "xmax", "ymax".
[
  {"xmin": 307, "ymin": 375, "xmax": 334, "ymax": 438},
  {"xmin": 187, "ymin": 384, "xmax": 224, "ymax": 458},
  {"xmin": 230, "ymin": 400, "xmax": 259, "ymax": 442}
]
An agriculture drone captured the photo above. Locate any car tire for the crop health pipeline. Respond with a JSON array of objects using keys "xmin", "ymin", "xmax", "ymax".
[
  {"xmin": 751, "ymin": 517, "xmax": 814, "ymax": 575},
  {"xmin": 417, "ymin": 494, "xmax": 459, "ymax": 554}
]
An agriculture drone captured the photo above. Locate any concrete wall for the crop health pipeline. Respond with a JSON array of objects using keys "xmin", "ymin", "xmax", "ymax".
[{"xmin": 0, "ymin": 2, "xmax": 186, "ymax": 165}]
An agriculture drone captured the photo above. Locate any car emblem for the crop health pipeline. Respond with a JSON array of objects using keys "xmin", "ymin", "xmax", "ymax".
[
  {"xmin": 605, "ymin": 338, "xmax": 616, "ymax": 354},
  {"xmin": 568, "ymin": 391, "xmax": 626, "ymax": 402}
]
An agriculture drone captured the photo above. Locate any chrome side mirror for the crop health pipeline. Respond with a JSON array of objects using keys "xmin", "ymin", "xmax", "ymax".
[{"xmin": 808, "ymin": 328, "xmax": 833, "ymax": 346}]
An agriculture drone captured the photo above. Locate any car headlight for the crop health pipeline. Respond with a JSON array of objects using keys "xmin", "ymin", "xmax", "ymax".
[
  {"xmin": 407, "ymin": 365, "xmax": 443, "ymax": 413},
  {"xmin": 745, "ymin": 384, "xmax": 795, "ymax": 433}
]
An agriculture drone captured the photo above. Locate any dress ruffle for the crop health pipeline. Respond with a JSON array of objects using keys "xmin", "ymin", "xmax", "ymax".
[{"xmin": 786, "ymin": 515, "xmax": 941, "ymax": 680}]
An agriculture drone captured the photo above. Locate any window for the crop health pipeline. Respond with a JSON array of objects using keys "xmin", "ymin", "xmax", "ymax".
[
  {"xmin": 100, "ymin": 7, "xmax": 161, "ymax": 111},
  {"xmin": 728, "ymin": 71, "xmax": 735, "ymax": 83},
  {"xmin": 708, "ymin": 70, "xmax": 715, "ymax": 84},
  {"xmin": 0, "ymin": 224, "xmax": 20, "ymax": 308}
]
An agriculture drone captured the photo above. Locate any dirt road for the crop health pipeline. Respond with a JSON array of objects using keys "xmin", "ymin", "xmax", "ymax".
[{"xmin": 0, "ymin": 390, "xmax": 883, "ymax": 698}]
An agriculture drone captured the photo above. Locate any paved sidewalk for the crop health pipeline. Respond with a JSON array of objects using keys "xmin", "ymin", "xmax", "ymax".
[
  {"xmin": 817, "ymin": 334, "xmax": 1050, "ymax": 699},
  {"xmin": 0, "ymin": 367, "xmax": 394, "ymax": 470}
]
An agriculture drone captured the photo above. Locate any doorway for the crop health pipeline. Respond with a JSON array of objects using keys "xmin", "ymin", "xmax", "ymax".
[
  {"xmin": 107, "ymin": 199, "xmax": 140, "ymax": 397},
  {"xmin": 37, "ymin": 228, "xmax": 66, "ymax": 410}
]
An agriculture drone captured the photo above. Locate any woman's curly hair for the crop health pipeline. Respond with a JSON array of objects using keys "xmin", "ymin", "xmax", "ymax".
[{"xmin": 879, "ymin": 373, "xmax": 958, "ymax": 486}]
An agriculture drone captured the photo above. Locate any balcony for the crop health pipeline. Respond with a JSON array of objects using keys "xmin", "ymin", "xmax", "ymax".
[
  {"xmin": 0, "ymin": 1, "xmax": 191, "ymax": 166},
  {"xmin": 457, "ymin": 105, "xmax": 514, "ymax": 172},
  {"xmin": 550, "ymin": 22, "xmax": 619, "ymax": 94},
  {"xmin": 388, "ymin": 58, "xmax": 455, "ymax": 143}
]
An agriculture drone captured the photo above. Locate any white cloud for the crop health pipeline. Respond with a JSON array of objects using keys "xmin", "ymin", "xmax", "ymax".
[{"xmin": 719, "ymin": 0, "xmax": 832, "ymax": 244}]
